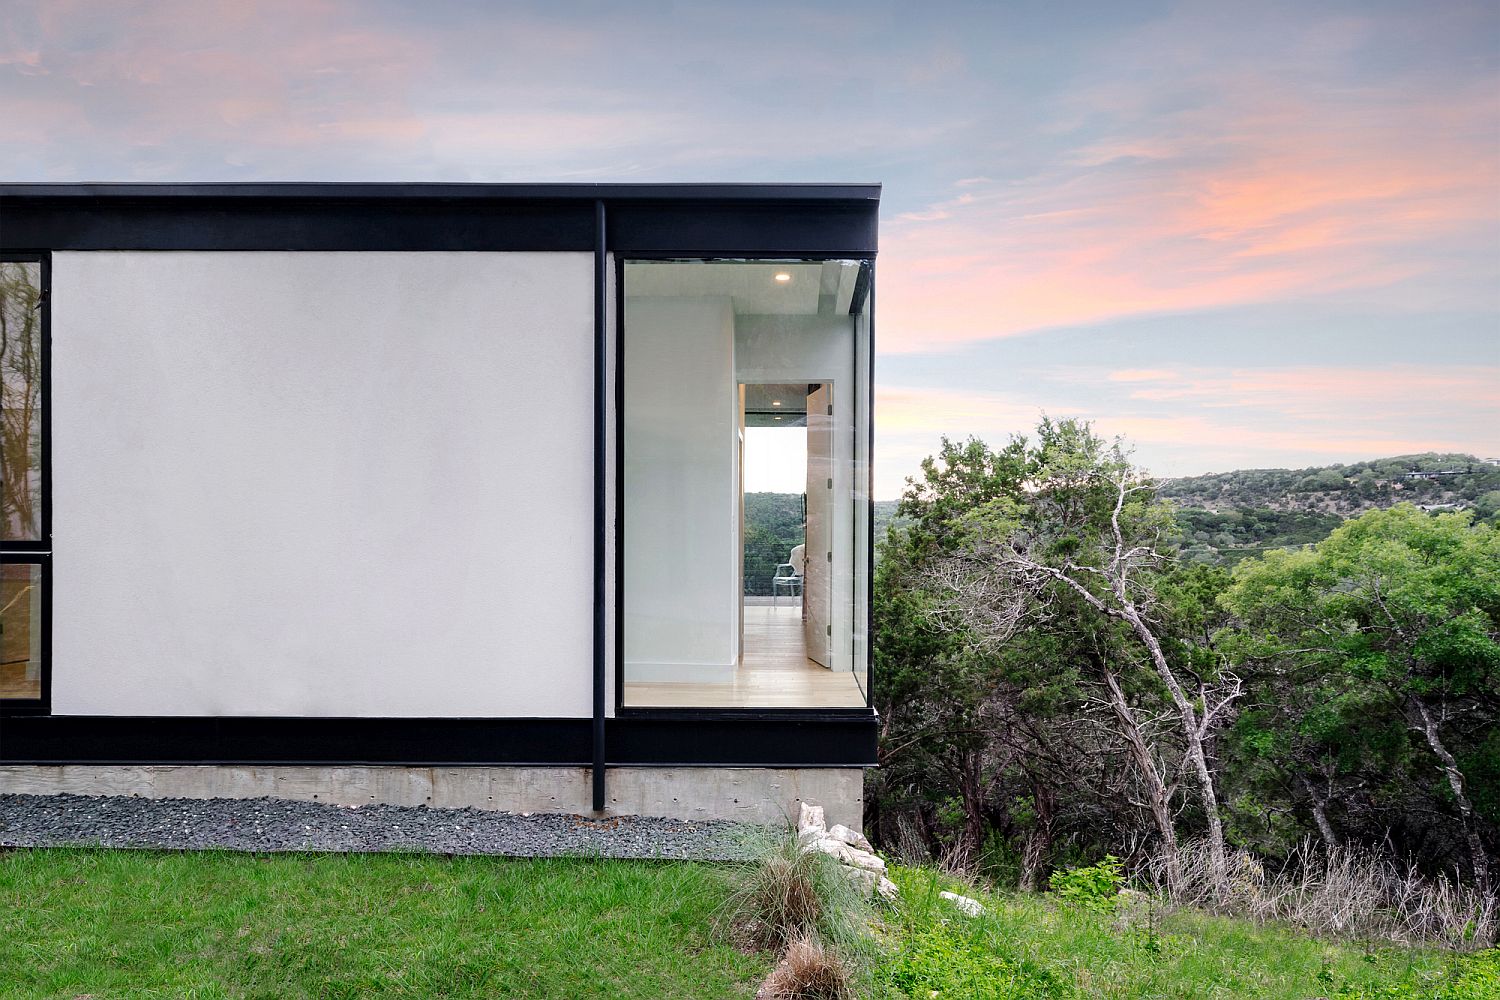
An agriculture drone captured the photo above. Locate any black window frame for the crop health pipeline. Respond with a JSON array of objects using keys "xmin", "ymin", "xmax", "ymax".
[
  {"xmin": 613, "ymin": 252, "xmax": 876, "ymax": 720},
  {"xmin": 1, "ymin": 251, "xmax": 51, "ymax": 716}
]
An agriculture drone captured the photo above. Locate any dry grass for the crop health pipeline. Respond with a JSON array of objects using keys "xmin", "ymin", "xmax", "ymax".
[
  {"xmin": 718, "ymin": 838, "xmax": 828, "ymax": 951},
  {"xmin": 1137, "ymin": 838, "xmax": 1498, "ymax": 950},
  {"xmin": 759, "ymin": 933, "xmax": 855, "ymax": 1000}
]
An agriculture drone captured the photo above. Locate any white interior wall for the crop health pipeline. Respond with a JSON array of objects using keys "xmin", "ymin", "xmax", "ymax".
[
  {"xmin": 50, "ymin": 251, "xmax": 596, "ymax": 718},
  {"xmin": 622, "ymin": 296, "xmax": 739, "ymax": 681},
  {"xmin": 734, "ymin": 314, "xmax": 857, "ymax": 672}
]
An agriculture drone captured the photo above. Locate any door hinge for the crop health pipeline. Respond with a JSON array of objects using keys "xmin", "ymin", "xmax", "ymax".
[
  {"xmin": 826, "ymin": 550, "xmax": 832, "ymax": 562},
  {"xmin": 826, "ymin": 477, "xmax": 833, "ymax": 490},
  {"xmin": 827, "ymin": 624, "xmax": 832, "ymax": 636},
  {"xmin": 827, "ymin": 404, "xmax": 833, "ymax": 416}
]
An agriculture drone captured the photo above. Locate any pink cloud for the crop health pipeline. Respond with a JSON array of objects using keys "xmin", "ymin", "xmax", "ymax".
[{"xmin": 878, "ymin": 33, "xmax": 1499, "ymax": 353}]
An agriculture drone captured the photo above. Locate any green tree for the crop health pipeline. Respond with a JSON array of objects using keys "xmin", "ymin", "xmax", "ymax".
[
  {"xmin": 1224, "ymin": 505, "xmax": 1500, "ymax": 891},
  {"xmin": 918, "ymin": 419, "xmax": 1241, "ymax": 893}
]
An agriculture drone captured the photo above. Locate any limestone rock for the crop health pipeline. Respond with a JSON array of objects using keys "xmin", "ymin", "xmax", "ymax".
[
  {"xmin": 797, "ymin": 802, "xmax": 826, "ymax": 837},
  {"xmin": 840, "ymin": 845, "xmax": 887, "ymax": 875},
  {"xmin": 826, "ymin": 823, "xmax": 874, "ymax": 853},
  {"xmin": 939, "ymin": 890, "xmax": 985, "ymax": 917},
  {"xmin": 842, "ymin": 866, "xmax": 900, "ymax": 902},
  {"xmin": 809, "ymin": 836, "xmax": 885, "ymax": 874},
  {"xmin": 844, "ymin": 866, "xmax": 878, "ymax": 895}
]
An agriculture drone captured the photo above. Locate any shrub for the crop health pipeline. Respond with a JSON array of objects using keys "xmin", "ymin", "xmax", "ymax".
[
  {"xmin": 1049, "ymin": 855, "xmax": 1124, "ymax": 913},
  {"xmin": 716, "ymin": 828, "xmax": 875, "ymax": 957},
  {"xmin": 1136, "ymin": 839, "xmax": 1497, "ymax": 949},
  {"xmin": 762, "ymin": 932, "xmax": 855, "ymax": 1000}
]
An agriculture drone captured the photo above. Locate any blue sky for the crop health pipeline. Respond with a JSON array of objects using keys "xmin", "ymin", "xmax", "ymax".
[{"xmin": 3, "ymin": 0, "xmax": 1496, "ymax": 497}]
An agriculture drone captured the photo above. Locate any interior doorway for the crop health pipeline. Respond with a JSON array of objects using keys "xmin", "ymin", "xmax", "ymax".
[{"xmin": 739, "ymin": 382, "xmax": 840, "ymax": 687}]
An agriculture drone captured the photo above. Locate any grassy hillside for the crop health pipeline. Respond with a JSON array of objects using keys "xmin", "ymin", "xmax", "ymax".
[
  {"xmin": 3, "ymin": 847, "xmax": 1489, "ymax": 998},
  {"xmin": 882, "ymin": 866, "xmax": 1490, "ymax": 1000}
]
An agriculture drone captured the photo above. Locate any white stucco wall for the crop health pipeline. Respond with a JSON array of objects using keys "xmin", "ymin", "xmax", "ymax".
[{"xmin": 50, "ymin": 251, "xmax": 595, "ymax": 718}]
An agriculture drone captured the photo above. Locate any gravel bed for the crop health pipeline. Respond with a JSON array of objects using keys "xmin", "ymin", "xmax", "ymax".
[{"xmin": 0, "ymin": 793, "xmax": 758, "ymax": 860}]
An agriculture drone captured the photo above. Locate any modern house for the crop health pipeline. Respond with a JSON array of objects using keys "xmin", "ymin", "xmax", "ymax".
[{"xmin": 0, "ymin": 184, "xmax": 878, "ymax": 829}]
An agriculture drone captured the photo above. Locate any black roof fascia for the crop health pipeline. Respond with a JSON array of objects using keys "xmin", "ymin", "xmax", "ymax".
[{"xmin": 0, "ymin": 183, "xmax": 880, "ymax": 254}]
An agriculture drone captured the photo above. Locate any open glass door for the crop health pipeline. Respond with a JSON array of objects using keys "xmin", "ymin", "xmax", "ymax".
[{"xmin": 803, "ymin": 383, "xmax": 832, "ymax": 667}]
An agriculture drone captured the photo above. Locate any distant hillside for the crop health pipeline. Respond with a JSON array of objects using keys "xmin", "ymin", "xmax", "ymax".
[
  {"xmin": 1160, "ymin": 453, "xmax": 1500, "ymax": 516},
  {"xmin": 866, "ymin": 453, "xmax": 1500, "ymax": 566},
  {"xmin": 1163, "ymin": 452, "xmax": 1500, "ymax": 564},
  {"xmin": 874, "ymin": 499, "xmax": 904, "ymax": 545}
]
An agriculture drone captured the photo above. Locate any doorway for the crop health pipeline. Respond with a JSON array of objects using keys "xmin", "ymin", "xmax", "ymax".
[{"xmin": 739, "ymin": 382, "xmax": 840, "ymax": 687}]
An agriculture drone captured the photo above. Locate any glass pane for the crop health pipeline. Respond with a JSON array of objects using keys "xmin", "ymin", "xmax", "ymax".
[
  {"xmin": 622, "ymin": 259, "xmax": 870, "ymax": 708},
  {"xmin": 851, "ymin": 270, "xmax": 872, "ymax": 700},
  {"xmin": 1, "ymin": 561, "xmax": 42, "ymax": 699},
  {"xmin": 1, "ymin": 261, "xmax": 44, "ymax": 542}
]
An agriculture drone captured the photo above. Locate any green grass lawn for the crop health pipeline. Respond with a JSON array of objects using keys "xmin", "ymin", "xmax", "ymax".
[
  {"xmin": 3, "ymin": 847, "xmax": 1491, "ymax": 999},
  {"xmin": 879, "ymin": 867, "xmax": 1485, "ymax": 999},
  {"xmin": 0, "ymin": 848, "xmax": 769, "ymax": 999}
]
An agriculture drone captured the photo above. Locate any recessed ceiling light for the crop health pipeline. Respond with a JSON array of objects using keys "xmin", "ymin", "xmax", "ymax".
[
  {"xmin": 772, "ymin": 400, "xmax": 782, "ymax": 406},
  {"xmin": 774, "ymin": 272, "xmax": 792, "ymax": 283},
  {"xmin": 774, "ymin": 415, "xmax": 782, "ymax": 420}
]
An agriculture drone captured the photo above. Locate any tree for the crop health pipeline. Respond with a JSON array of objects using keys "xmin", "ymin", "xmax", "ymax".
[
  {"xmin": 873, "ymin": 434, "xmax": 1105, "ymax": 880},
  {"xmin": 922, "ymin": 418, "xmax": 1240, "ymax": 894},
  {"xmin": 1225, "ymin": 505, "xmax": 1500, "ymax": 891}
]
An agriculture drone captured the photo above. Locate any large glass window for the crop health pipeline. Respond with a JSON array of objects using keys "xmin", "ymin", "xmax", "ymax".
[
  {"xmin": 1, "ymin": 258, "xmax": 47, "ymax": 706},
  {"xmin": 621, "ymin": 259, "xmax": 871, "ymax": 709}
]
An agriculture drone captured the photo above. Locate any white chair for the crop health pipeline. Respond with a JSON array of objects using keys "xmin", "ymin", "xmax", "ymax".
[{"xmin": 770, "ymin": 563, "xmax": 802, "ymax": 606}]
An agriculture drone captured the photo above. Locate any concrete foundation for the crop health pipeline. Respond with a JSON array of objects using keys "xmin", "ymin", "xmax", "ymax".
[{"xmin": 0, "ymin": 765, "xmax": 866, "ymax": 831}]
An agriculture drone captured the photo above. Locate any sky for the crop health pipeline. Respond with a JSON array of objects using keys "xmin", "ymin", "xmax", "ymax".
[{"xmin": 3, "ymin": 0, "xmax": 1497, "ymax": 498}]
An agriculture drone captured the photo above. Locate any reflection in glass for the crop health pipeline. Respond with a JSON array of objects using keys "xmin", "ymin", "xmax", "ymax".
[
  {"xmin": 1, "ymin": 262, "xmax": 43, "ymax": 542},
  {"xmin": 0, "ymin": 562, "xmax": 41, "ymax": 699},
  {"xmin": 622, "ymin": 259, "xmax": 871, "ymax": 708}
]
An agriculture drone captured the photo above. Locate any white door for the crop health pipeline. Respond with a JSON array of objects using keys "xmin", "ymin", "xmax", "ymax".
[{"xmin": 804, "ymin": 383, "xmax": 833, "ymax": 667}]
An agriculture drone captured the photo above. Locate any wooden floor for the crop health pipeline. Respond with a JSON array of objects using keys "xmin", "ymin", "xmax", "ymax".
[
  {"xmin": 0, "ymin": 661, "xmax": 39, "ymax": 700},
  {"xmin": 623, "ymin": 603, "xmax": 866, "ymax": 708}
]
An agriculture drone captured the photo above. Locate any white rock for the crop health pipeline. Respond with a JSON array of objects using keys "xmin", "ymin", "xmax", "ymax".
[
  {"xmin": 842, "ymin": 867, "xmax": 900, "ymax": 903},
  {"xmin": 826, "ymin": 823, "xmax": 874, "ymax": 853},
  {"xmin": 810, "ymin": 837, "xmax": 886, "ymax": 874},
  {"xmin": 939, "ymin": 891, "xmax": 985, "ymax": 917},
  {"xmin": 844, "ymin": 866, "xmax": 878, "ymax": 895},
  {"xmin": 811, "ymin": 837, "xmax": 854, "ymax": 863},
  {"xmin": 841, "ymin": 846, "xmax": 887, "ymax": 874},
  {"xmin": 797, "ymin": 802, "xmax": 826, "ymax": 837}
]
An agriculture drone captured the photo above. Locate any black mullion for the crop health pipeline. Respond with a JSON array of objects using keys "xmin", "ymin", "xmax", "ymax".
[{"xmin": 592, "ymin": 200, "xmax": 607, "ymax": 812}]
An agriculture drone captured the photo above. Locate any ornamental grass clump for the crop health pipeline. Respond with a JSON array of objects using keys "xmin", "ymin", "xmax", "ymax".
[
  {"xmin": 718, "ymin": 833, "xmax": 827, "ymax": 952},
  {"xmin": 761, "ymin": 932, "xmax": 856, "ymax": 1000},
  {"xmin": 717, "ymin": 826, "xmax": 875, "ymax": 955}
]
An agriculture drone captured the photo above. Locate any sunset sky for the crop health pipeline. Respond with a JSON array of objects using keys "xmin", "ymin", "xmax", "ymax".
[{"xmin": 3, "ymin": 0, "xmax": 1496, "ymax": 497}]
